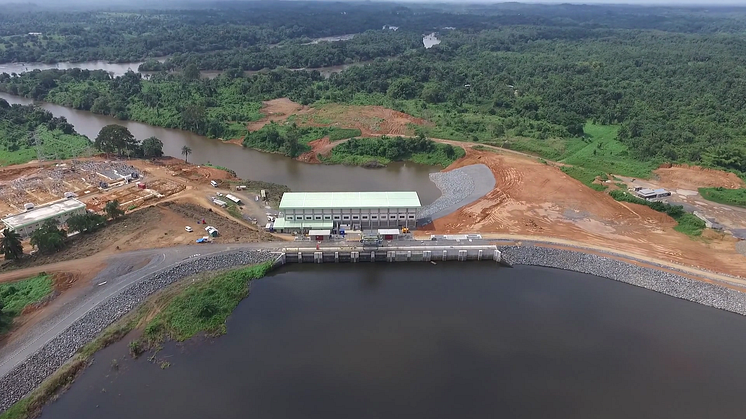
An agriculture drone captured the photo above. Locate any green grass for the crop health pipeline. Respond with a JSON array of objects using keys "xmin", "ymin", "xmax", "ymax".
[
  {"xmin": 143, "ymin": 263, "xmax": 273, "ymax": 342},
  {"xmin": 559, "ymin": 123, "xmax": 656, "ymax": 178},
  {"xmin": 225, "ymin": 202, "xmax": 243, "ymax": 220},
  {"xmin": 327, "ymin": 127, "xmax": 362, "ymax": 141},
  {"xmin": 699, "ymin": 187, "xmax": 746, "ymax": 207},
  {"xmin": 673, "ymin": 213, "xmax": 706, "ymax": 237},
  {"xmin": 0, "ymin": 273, "xmax": 53, "ymax": 334},
  {"xmin": 560, "ymin": 165, "xmax": 607, "ymax": 190}
]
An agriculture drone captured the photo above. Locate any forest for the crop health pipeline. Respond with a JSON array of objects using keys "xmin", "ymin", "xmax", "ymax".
[
  {"xmin": 2, "ymin": 2, "xmax": 746, "ymax": 175},
  {"xmin": 0, "ymin": 99, "xmax": 90, "ymax": 165}
]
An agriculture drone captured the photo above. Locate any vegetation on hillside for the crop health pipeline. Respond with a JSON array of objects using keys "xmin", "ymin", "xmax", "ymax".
[
  {"xmin": 0, "ymin": 100, "xmax": 91, "ymax": 166},
  {"xmin": 322, "ymin": 135, "xmax": 464, "ymax": 168},
  {"xmin": 699, "ymin": 187, "xmax": 746, "ymax": 208},
  {"xmin": 0, "ymin": 273, "xmax": 53, "ymax": 334}
]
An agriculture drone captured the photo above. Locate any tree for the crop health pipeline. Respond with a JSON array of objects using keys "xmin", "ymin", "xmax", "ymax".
[
  {"xmin": 30, "ymin": 219, "xmax": 66, "ymax": 254},
  {"xmin": 104, "ymin": 200, "xmax": 124, "ymax": 220},
  {"xmin": 181, "ymin": 145, "xmax": 192, "ymax": 163},
  {"xmin": 1, "ymin": 228, "xmax": 23, "ymax": 260},
  {"xmin": 66, "ymin": 213, "xmax": 106, "ymax": 234},
  {"xmin": 182, "ymin": 63, "xmax": 201, "ymax": 81},
  {"xmin": 95, "ymin": 124, "xmax": 139, "ymax": 157},
  {"xmin": 141, "ymin": 136, "xmax": 164, "ymax": 158}
]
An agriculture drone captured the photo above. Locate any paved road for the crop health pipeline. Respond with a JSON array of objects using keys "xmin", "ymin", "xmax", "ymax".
[{"xmin": 0, "ymin": 242, "xmax": 279, "ymax": 379}]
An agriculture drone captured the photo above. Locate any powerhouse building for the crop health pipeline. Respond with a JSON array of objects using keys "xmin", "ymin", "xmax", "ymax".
[
  {"xmin": 273, "ymin": 191, "xmax": 421, "ymax": 233},
  {"xmin": 2, "ymin": 199, "xmax": 87, "ymax": 238}
]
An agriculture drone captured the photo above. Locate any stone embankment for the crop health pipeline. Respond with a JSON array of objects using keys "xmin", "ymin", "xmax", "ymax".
[
  {"xmin": 418, "ymin": 164, "xmax": 495, "ymax": 223},
  {"xmin": 0, "ymin": 250, "xmax": 276, "ymax": 412},
  {"xmin": 499, "ymin": 245, "xmax": 746, "ymax": 315}
]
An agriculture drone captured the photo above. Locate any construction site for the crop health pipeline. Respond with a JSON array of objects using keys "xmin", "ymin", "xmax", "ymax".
[{"xmin": 0, "ymin": 159, "xmax": 186, "ymax": 217}]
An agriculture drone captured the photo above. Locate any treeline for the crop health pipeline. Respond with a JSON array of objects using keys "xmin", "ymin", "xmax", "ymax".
[
  {"xmin": 3, "ymin": 8, "xmax": 746, "ymax": 174},
  {"xmin": 3, "ymin": 2, "xmax": 746, "ymax": 64},
  {"xmin": 155, "ymin": 31, "xmax": 422, "ymax": 72},
  {"xmin": 0, "ymin": 99, "xmax": 90, "ymax": 165},
  {"xmin": 326, "ymin": 135, "xmax": 464, "ymax": 168},
  {"xmin": 243, "ymin": 123, "xmax": 362, "ymax": 157}
]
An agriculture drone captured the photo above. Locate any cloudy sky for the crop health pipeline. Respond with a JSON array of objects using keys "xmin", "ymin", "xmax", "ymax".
[{"xmin": 0, "ymin": 0, "xmax": 742, "ymax": 6}]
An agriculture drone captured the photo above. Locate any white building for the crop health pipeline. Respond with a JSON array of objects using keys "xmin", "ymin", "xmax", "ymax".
[
  {"xmin": 273, "ymin": 191, "xmax": 421, "ymax": 233},
  {"xmin": 2, "ymin": 199, "xmax": 87, "ymax": 238}
]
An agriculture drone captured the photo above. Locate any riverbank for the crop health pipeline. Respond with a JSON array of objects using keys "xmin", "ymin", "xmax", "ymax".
[
  {"xmin": 498, "ymin": 245, "xmax": 746, "ymax": 315},
  {"xmin": 0, "ymin": 250, "xmax": 276, "ymax": 415}
]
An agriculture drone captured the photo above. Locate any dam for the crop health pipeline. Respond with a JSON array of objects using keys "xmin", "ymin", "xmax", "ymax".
[{"xmin": 278, "ymin": 243, "xmax": 501, "ymax": 264}]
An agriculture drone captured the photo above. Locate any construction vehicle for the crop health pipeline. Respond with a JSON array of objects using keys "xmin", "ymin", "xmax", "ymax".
[{"xmin": 401, "ymin": 227, "xmax": 410, "ymax": 234}]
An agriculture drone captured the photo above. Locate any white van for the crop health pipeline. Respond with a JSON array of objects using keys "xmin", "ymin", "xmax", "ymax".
[{"xmin": 210, "ymin": 180, "xmax": 218, "ymax": 187}]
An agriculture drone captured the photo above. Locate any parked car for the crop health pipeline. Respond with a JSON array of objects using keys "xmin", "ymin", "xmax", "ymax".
[{"xmin": 185, "ymin": 226, "xmax": 193, "ymax": 232}]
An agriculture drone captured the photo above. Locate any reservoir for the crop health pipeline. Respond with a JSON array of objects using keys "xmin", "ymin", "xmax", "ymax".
[
  {"xmin": 0, "ymin": 93, "xmax": 441, "ymax": 204},
  {"xmin": 41, "ymin": 264, "xmax": 746, "ymax": 419}
]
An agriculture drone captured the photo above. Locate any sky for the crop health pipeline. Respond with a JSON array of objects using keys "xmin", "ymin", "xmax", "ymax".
[{"xmin": 0, "ymin": 0, "xmax": 744, "ymax": 6}]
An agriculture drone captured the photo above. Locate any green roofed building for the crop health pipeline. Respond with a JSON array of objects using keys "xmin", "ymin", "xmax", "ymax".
[
  {"xmin": 2, "ymin": 199, "xmax": 87, "ymax": 238},
  {"xmin": 274, "ymin": 191, "xmax": 421, "ymax": 233}
]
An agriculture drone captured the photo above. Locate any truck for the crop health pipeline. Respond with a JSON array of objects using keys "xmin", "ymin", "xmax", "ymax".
[
  {"xmin": 235, "ymin": 185, "xmax": 247, "ymax": 191},
  {"xmin": 225, "ymin": 193, "xmax": 242, "ymax": 204},
  {"xmin": 213, "ymin": 199, "xmax": 228, "ymax": 208},
  {"xmin": 260, "ymin": 189, "xmax": 267, "ymax": 199}
]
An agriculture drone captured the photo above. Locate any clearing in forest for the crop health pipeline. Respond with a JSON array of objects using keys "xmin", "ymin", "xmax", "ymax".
[{"xmin": 249, "ymin": 99, "xmax": 429, "ymax": 137}]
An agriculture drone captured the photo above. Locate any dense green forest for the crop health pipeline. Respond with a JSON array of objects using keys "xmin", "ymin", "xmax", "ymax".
[
  {"xmin": 324, "ymin": 135, "xmax": 464, "ymax": 168},
  {"xmin": 2, "ymin": 2, "xmax": 746, "ymax": 176},
  {"xmin": 0, "ymin": 99, "xmax": 90, "ymax": 165}
]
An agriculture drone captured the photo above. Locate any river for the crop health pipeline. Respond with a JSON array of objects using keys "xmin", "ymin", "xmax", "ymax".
[
  {"xmin": 39, "ymin": 263, "xmax": 746, "ymax": 419},
  {"xmin": 0, "ymin": 93, "xmax": 441, "ymax": 204}
]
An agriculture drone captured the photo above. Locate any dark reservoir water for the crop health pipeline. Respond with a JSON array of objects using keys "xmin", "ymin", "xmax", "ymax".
[
  {"xmin": 40, "ymin": 264, "xmax": 746, "ymax": 419},
  {"xmin": 0, "ymin": 93, "xmax": 441, "ymax": 204}
]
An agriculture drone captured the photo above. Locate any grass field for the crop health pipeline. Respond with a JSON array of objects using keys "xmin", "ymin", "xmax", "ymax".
[
  {"xmin": 0, "ymin": 273, "xmax": 53, "ymax": 334},
  {"xmin": 560, "ymin": 166, "xmax": 608, "ymax": 191},
  {"xmin": 699, "ymin": 187, "xmax": 746, "ymax": 207},
  {"xmin": 143, "ymin": 262, "xmax": 272, "ymax": 342},
  {"xmin": 609, "ymin": 190, "xmax": 705, "ymax": 237}
]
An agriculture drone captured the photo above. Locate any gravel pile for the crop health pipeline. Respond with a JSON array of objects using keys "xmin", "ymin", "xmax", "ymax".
[
  {"xmin": 418, "ymin": 164, "xmax": 495, "ymax": 223},
  {"xmin": 0, "ymin": 250, "xmax": 276, "ymax": 412},
  {"xmin": 499, "ymin": 245, "xmax": 746, "ymax": 316}
]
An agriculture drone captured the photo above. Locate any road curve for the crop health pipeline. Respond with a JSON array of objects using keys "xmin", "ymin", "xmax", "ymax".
[{"xmin": 0, "ymin": 242, "xmax": 279, "ymax": 380}]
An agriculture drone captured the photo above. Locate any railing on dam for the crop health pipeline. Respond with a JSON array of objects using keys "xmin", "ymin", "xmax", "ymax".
[{"xmin": 279, "ymin": 244, "xmax": 501, "ymax": 264}]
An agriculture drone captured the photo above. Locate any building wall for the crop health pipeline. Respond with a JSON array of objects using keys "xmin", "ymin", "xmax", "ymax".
[
  {"xmin": 8, "ymin": 207, "xmax": 87, "ymax": 238},
  {"xmin": 281, "ymin": 207, "xmax": 418, "ymax": 231}
]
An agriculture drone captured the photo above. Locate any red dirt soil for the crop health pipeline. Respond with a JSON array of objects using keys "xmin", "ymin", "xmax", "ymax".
[
  {"xmin": 426, "ymin": 147, "xmax": 746, "ymax": 277},
  {"xmin": 654, "ymin": 164, "xmax": 745, "ymax": 190},
  {"xmin": 247, "ymin": 98, "xmax": 310, "ymax": 132}
]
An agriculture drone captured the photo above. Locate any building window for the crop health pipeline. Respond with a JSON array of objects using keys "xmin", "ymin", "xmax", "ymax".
[
  {"xmin": 333, "ymin": 215, "xmax": 341, "ymax": 220},
  {"xmin": 352, "ymin": 215, "xmax": 359, "ymax": 220},
  {"xmin": 305, "ymin": 215, "xmax": 313, "ymax": 220},
  {"xmin": 315, "ymin": 215, "xmax": 322, "ymax": 220},
  {"xmin": 324, "ymin": 215, "xmax": 332, "ymax": 220},
  {"xmin": 371, "ymin": 215, "xmax": 378, "ymax": 220},
  {"xmin": 408, "ymin": 215, "xmax": 415, "ymax": 219},
  {"xmin": 362, "ymin": 215, "xmax": 368, "ymax": 220},
  {"xmin": 286, "ymin": 216, "xmax": 294, "ymax": 220},
  {"xmin": 343, "ymin": 215, "xmax": 350, "ymax": 220},
  {"xmin": 399, "ymin": 214, "xmax": 406, "ymax": 219}
]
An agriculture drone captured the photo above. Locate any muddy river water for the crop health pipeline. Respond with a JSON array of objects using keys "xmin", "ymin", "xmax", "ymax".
[
  {"xmin": 0, "ymin": 93, "xmax": 441, "ymax": 204},
  {"xmin": 39, "ymin": 263, "xmax": 746, "ymax": 419}
]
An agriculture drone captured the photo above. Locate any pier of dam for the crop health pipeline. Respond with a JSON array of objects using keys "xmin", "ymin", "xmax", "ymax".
[{"xmin": 278, "ymin": 243, "xmax": 501, "ymax": 264}]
